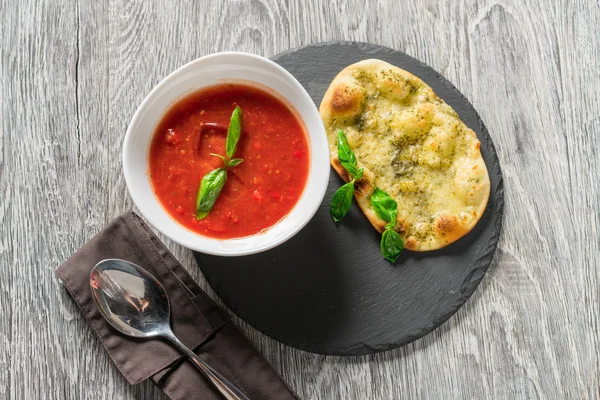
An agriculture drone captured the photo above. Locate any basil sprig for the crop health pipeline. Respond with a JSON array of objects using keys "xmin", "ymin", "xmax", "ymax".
[
  {"xmin": 329, "ymin": 130, "xmax": 405, "ymax": 262},
  {"xmin": 330, "ymin": 130, "xmax": 362, "ymax": 222},
  {"xmin": 195, "ymin": 106, "xmax": 243, "ymax": 220},
  {"xmin": 370, "ymin": 188, "xmax": 404, "ymax": 262}
]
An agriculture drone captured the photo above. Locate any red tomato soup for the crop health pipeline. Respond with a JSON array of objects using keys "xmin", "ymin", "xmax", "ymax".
[{"xmin": 149, "ymin": 84, "xmax": 310, "ymax": 239}]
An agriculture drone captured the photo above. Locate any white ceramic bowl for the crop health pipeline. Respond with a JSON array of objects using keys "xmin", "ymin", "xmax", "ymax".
[{"xmin": 123, "ymin": 52, "xmax": 330, "ymax": 256}]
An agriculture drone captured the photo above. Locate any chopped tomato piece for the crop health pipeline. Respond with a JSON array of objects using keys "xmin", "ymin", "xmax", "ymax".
[{"xmin": 165, "ymin": 129, "xmax": 180, "ymax": 144}]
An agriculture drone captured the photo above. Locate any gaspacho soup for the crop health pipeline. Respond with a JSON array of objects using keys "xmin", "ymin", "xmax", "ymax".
[{"xmin": 149, "ymin": 83, "xmax": 310, "ymax": 239}]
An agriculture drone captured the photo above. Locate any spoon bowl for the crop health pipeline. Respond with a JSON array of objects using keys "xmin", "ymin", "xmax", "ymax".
[
  {"xmin": 90, "ymin": 259, "xmax": 250, "ymax": 400},
  {"xmin": 90, "ymin": 259, "xmax": 171, "ymax": 338}
]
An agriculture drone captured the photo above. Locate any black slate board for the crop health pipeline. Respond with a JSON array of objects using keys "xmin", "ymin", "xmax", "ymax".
[{"xmin": 194, "ymin": 42, "xmax": 504, "ymax": 356}]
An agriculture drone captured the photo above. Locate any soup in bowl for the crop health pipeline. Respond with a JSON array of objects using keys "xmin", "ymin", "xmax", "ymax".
[
  {"xmin": 149, "ymin": 83, "xmax": 310, "ymax": 239},
  {"xmin": 123, "ymin": 52, "xmax": 329, "ymax": 256}
]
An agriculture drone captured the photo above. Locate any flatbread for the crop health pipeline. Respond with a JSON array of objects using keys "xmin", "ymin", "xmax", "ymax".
[{"xmin": 320, "ymin": 59, "xmax": 490, "ymax": 251}]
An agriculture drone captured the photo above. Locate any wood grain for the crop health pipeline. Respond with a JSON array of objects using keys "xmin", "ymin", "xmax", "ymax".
[{"xmin": 1, "ymin": 0, "xmax": 598, "ymax": 399}]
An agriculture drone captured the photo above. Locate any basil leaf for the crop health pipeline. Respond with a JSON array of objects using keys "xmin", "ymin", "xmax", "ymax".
[
  {"xmin": 336, "ymin": 130, "xmax": 363, "ymax": 180},
  {"xmin": 225, "ymin": 106, "xmax": 242, "ymax": 159},
  {"xmin": 330, "ymin": 179, "xmax": 355, "ymax": 222},
  {"xmin": 355, "ymin": 167, "xmax": 364, "ymax": 180},
  {"xmin": 380, "ymin": 228, "xmax": 404, "ymax": 263},
  {"xmin": 210, "ymin": 153, "xmax": 228, "ymax": 165},
  {"xmin": 195, "ymin": 168, "xmax": 227, "ymax": 220},
  {"xmin": 227, "ymin": 158, "xmax": 244, "ymax": 167},
  {"xmin": 370, "ymin": 188, "xmax": 398, "ymax": 224}
]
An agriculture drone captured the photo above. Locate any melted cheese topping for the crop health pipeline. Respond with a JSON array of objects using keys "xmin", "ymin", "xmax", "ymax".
[{"xmin": 320, "ymin": 59, "xmax": 490, "ymax": 251}]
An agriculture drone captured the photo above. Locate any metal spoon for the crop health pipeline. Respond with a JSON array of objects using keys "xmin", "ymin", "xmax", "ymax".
[{"xmin": 90, "ymin": 259, "xmax": 250, "ymax": 400}]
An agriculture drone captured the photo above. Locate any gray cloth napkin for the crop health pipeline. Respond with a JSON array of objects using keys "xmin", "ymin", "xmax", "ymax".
[{"xmin": 56, "ymin": 212, "xmax": 299, "ymax": 400}]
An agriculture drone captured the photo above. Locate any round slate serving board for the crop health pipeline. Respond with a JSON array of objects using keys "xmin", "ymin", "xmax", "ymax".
[{"xmin": 194, "ymin": 42, "xmax": 504, "ymax": 356}]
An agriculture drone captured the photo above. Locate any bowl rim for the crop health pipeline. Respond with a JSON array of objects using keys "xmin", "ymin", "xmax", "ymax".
[{"xmin": 122, "ymin": 51, "xmax": 330, "ymax": 256}]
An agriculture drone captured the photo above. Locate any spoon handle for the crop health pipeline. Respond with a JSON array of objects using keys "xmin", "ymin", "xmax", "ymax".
[{"xmin": 164, "ymin": 332, "xmax": 251, "ymax": 400}]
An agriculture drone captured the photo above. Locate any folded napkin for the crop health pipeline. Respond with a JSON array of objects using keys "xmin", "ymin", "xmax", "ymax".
[{"xmin": 56, "ymin": 212, "xmax": 299, "ymax": 400}]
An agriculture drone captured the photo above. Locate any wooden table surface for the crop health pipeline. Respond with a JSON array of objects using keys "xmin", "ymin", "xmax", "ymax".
[{"xmin": 2, "ymin": 0, "xmax": 599, "ymax": 399}]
